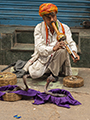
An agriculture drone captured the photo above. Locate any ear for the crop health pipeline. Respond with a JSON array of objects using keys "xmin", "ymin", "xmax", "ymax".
[{"xmin": 42, "ymin": 16, "xmax": 45, "ymax": 21}]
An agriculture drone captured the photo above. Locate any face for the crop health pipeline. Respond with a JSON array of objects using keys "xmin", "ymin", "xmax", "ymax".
[{"xmin": 43, "ymin": 12, "xmax": 57, "ymax": 28}]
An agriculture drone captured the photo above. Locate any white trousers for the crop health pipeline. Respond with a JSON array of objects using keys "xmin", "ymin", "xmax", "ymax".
[{"xmin": 29, "ymin": 49, "xmax": 72, "ymax": 79}]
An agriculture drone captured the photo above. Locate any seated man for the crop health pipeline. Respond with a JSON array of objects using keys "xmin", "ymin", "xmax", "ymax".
[{"xmin": 23, "ymin": 3, "xmax": 80, "ymax": 82}]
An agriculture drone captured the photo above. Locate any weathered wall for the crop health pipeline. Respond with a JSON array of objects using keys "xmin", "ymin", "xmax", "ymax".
[
  {"xmin": 0, "ymin": 26, "xmax": 34, "ymax": 65},
  {"xmin": 0, "ymin": 26, "xmax": 90, "ymax": 68}
]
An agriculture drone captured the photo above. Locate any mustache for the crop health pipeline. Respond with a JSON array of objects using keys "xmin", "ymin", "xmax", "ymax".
[{"xmin": 50, "ymin": 21, "xmax": 56, "ymax": 26}]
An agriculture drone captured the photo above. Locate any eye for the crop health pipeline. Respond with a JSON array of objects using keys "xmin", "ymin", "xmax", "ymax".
[
  {"xmin": 48, "ymin": 17, "xmax": 51, "ymax": 19},
  {"xmin": 52, "ymin": 14, "xmax": 55, "ymax": 17},
  {"xmin": 46, "ymin": 16, "xmax": 51, "ymax": 20}
]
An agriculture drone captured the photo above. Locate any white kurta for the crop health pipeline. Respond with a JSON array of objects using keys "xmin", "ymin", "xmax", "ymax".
[{"xmin": 23, "ymin": 20, "xmax": 77, "ymax": 79}]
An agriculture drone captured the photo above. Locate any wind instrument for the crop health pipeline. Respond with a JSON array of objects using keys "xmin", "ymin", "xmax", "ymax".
[{"xmin": 51, "ymin": 21, "xmax": 77, "ymax": 59}]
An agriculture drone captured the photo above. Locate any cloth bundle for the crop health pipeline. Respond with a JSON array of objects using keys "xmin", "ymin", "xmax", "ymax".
[{"xmin": 0, "ymin": 85, "xmax": 81, "ymax": 108}]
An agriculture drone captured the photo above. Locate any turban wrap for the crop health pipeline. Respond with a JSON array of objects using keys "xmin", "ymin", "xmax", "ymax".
[{"xmin": 39, "ymin": 3, "xmax": 58, "ymax": 17}]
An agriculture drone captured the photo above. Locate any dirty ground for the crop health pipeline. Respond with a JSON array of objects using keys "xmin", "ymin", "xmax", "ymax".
[{"xmin": 0, "ymin": 65, "xmax": 90, "ymax": 120}]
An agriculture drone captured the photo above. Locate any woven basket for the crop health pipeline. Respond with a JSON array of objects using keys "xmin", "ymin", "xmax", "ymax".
[
  {"xmin": 63, "ymin": 75, "xmax": 84, "ymax": 88},
  {"xmin": 3, "ymin": 92, "xmax": 22, "ymax": 102},
  {"xmin": 0, "ymin": 72, "xmax": 17, "ymax": 87}
]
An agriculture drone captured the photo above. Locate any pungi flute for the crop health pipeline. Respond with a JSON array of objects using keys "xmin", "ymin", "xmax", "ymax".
[{"xmin": 51, "ymin": 21, "xmax": 77, "ymax": 59}]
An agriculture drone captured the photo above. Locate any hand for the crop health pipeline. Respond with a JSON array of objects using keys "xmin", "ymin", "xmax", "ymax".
[
  {"xmin": 53, "ymin": 41, "xmax": 66, "ymax": 51},
  {"xmin": 71, "ymin": 51, "xmax": 80, "ymax": 63}
]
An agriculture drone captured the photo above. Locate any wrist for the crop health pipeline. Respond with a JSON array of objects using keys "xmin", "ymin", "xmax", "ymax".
[
  {"xmin": 73, "ymin": 51, "xmax": 77, "ymax": 55},
  {"xmin": 53, "ymin": 46, "xmax": 55, "ymax": 51}
]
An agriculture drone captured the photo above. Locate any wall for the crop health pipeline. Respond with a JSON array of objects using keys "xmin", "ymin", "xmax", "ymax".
[
  {"xmin": 0, "ymin": 0, "xmax": 90, "ymax": 67},
  {"xmin": 0, "ymin": 0, "xmax": 90, "ymax": 27}
]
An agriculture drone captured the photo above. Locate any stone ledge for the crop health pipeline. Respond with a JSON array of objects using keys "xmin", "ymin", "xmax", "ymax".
[{"xmin": 11, "ymin": 43, "xmax": 34, "ymax": 51}]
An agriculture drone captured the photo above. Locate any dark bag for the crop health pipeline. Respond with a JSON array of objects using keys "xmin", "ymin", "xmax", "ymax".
[
  {"xmin": 14, "ymin": 60, "xmax": 26, "ymax": 72},
  {"xmin": 1, "ymin": 60, "xmax": 27, "ymax": 78},
  {"xmin": 13, "ymin": 60, "xmax": 27, "ymax": 78}
]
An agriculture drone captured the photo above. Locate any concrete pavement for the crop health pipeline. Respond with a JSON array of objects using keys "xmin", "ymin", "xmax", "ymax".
[{"xmin": 0, "ymin": 65, "xmax": 90, "ymax": 120}]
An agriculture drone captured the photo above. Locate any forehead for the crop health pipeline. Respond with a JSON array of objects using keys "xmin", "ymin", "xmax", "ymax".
[{"xmin": 44, "ymin": 12, "xmax": 56, "ymax": 18}]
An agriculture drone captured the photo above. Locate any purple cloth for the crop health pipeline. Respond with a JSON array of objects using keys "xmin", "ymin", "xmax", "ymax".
[{"xmin": 0, "ymin": 85, "xmax": 81, "ymax": 108}]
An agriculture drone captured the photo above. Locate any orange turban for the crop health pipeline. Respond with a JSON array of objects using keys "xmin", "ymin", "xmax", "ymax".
[{"xmin": 39, "ymin": 3, "xmax": 58, "ymax": 17}]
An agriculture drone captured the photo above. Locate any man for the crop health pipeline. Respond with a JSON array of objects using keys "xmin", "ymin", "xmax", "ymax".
[{"xmin": 23, "ymin": 3, "xmax": 80, "ymax": 82}]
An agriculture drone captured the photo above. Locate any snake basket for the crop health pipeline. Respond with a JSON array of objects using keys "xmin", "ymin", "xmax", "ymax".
[
  {"xmin": 2, "ymin": 92, "xmax": 22, "ymax": 102},
  {"xmin": 0, "ymin": 72, "xmax": 17, "ymax": 87},
  {"xmin": 63, "ymin": 75, "xmax": 84, "ymax": 88}
]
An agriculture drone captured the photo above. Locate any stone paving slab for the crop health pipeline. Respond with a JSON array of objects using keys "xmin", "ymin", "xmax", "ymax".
[
  {"xmin": 0, "ymin": 66, "xmax": 90, "ymax": 94},
  {"xmin": 0, "ymin": 65, "xmax": 90, "ymax": 120},
  {"xmin": 16, "ymin": 67, "xmax": 90, "ymax": 94}
]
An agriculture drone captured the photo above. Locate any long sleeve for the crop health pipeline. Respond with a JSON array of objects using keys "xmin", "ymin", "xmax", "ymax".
[
  {"xmin": 62, "ymin": 23, "xmax": 77, "ymax": 53},
  {"xmin": 34, "ymin": 23, "xmax": 54, "ymax": 57}
]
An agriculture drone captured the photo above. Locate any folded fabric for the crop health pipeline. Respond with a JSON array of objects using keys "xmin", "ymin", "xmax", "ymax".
[{"xmin": 0, "ymin": 85, "xmax": 81, "ymax": 108}]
